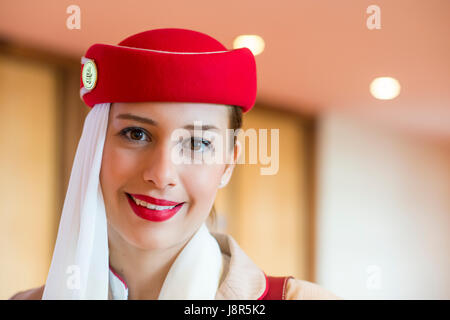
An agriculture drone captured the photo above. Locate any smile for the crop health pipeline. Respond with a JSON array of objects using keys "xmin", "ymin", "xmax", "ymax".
[
  {"xmin": 131, "ymin": 195, "xmax": 178, "ymax": 210},
  {"xmin": 125, "ymin": 193, "xmax": 185, "ymax": 222}
]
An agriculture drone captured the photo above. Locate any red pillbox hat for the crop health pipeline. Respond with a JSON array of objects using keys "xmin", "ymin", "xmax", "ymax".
[{"xmin": 80, "ymin": 28, "xmax": 257, "ymax": 113}]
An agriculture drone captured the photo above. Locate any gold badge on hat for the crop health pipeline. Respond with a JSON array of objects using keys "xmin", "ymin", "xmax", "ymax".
[{"xmin": 82, "ymin": 59, "xmax": 98, "ymax": 90}]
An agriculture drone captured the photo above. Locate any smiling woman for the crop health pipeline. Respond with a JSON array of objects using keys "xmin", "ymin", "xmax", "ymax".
[{"xmin": 9, "ymin": 28, "xmax": 340, "ymax": 300}]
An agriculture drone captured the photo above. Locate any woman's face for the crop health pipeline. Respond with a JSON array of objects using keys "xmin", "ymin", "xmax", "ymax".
[{"xmin": 100, "ymin": 102, "xmax": 239, "ymax": 251}]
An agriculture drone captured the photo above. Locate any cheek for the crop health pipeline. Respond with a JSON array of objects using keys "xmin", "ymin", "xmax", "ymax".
[
  {"xmin": 100, "ymin": 141, "xmax": 140, "ymax": 198},
  {"xmin": 182, "ymin": 165, "xmax": 222, "ymax": 209}
]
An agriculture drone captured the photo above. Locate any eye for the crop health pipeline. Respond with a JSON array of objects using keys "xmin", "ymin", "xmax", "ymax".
[
  {"xmin": 183, "ymin": 137, "xmax": 212, "ymax": 152},
  {"xmin": 119, "ymin": 127, "xmax": 151, "ymax": 143}
]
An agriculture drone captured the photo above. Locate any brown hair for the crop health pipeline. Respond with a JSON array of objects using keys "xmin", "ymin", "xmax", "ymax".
[{"xmin": 206, "ymin": 105, "xmax": 243, "ymax": 230}]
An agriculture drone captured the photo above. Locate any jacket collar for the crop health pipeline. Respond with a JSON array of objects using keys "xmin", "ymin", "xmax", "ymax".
[
  {"xmin": 211, "ymin": 231, "xmax": 268, "ymax": 300},
  {"xmin": 108, "ymin": 231, "xmax": 268, "ymax": 300}
]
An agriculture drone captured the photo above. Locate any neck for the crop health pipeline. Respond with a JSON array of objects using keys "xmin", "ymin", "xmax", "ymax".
[{"xmin": 107, "ymin": 225, "xmax": 189, "ymax": 300}]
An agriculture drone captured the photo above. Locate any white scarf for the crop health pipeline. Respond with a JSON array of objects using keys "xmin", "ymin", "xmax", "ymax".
[{"xmin": 43, "ymin": 103, "xmax": 223, "ymax": 299}]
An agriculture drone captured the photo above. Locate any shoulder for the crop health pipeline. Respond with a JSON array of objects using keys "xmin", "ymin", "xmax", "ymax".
[
  {"xmin": 8, "ymin": 285, "xmax": 45, "ymax": 300},
  {"xmin": 285, "ymin": 278, "xmax": 342, "ymax": 300}
]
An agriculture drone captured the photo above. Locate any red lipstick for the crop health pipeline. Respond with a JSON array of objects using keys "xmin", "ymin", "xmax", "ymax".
[{"xmin": 126, "ymin": 193, "xmax": 184, "ymax": 222}]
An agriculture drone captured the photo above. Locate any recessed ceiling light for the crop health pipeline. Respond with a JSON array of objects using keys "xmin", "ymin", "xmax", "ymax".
[
  {"xmin": 370, "ymin": 77, "xmax": 401, "ymax": 100},
  {"xmin": 233, "ymin": 35, "xmax": 265, "ymax": 56}
]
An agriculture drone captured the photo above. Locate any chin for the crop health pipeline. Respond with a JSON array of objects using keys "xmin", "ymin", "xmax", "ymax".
[{"xmin": 123, "ymin": 225, "xmax": 182, "ymax": 250}]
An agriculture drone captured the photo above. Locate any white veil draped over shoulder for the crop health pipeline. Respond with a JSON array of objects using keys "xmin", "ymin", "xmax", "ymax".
[
  {"xmin": 43, "ymin": 103, "xmax": 110, "ymax": 299},
  {"xmin": 42, "ymin": 103, "xmax": 223, "ymax": 299}
]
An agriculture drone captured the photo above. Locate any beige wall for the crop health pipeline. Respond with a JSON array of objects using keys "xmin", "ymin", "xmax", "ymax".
[
  {"xmin": 316, "ymin": 111, "xmax": 450, "ymax": 299},
  {"xmin": 0, "ymin": 54, "xmax": 58, "ymax": 299}
]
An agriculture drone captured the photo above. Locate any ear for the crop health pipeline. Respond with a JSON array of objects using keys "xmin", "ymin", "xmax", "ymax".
[{"xmin": 218, "ymin": 139, "xmax": 241, "ymax": 188}]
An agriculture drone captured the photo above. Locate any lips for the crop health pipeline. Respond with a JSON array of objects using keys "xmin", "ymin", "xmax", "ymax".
[{"xmin": 125, "ymin": 193, "xmax": 185, "ymax": 222}]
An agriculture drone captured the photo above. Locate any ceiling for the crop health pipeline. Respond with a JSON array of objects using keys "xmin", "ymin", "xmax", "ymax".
[{"xmin": 1, "ymin": 0, "xmax": 449, "ymax": 141}]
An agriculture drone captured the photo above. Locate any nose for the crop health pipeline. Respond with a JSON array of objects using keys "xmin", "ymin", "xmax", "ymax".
[{"xmin": 142, "ymin": 142, "xmax": 177, "ymax": 190}]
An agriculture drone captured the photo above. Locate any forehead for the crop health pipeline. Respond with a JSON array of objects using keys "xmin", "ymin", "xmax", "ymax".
[{"xmin": 110, "ymin": 102, "xmax": 230, "ymax": 128}]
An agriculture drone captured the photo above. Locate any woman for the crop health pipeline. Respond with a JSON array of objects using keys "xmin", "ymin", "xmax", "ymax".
[{"xmin": 10, "ymin": 28, "xmax": 340, "ymax": 300}]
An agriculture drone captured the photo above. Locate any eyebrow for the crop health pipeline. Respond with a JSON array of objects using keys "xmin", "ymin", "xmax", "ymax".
[
  {"xmin": 183, "ymin": 124, "xmax": 220, "ymax": 131},
  {"xmin": 116, "ymin": 113, "xmax": 158, "ymax": 126},
  {"xmin": 116, "ymin": 113, "xmax": 220, "ymax": 131}
]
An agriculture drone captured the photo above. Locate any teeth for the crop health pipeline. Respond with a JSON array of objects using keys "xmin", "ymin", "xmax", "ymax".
[{"xmin": 131, "ymin": 195, "xmax": 178, "ymax": 210}]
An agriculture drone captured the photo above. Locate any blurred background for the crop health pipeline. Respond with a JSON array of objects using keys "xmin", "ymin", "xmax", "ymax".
[{"xmin": 0, "ymin": 0, "xmax": 449, "ymax": 299}]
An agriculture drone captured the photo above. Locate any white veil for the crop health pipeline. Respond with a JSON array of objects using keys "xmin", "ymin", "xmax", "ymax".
[{"xmin": 43, "ymin": 103, "xmax": 110, "ymax": 299}]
